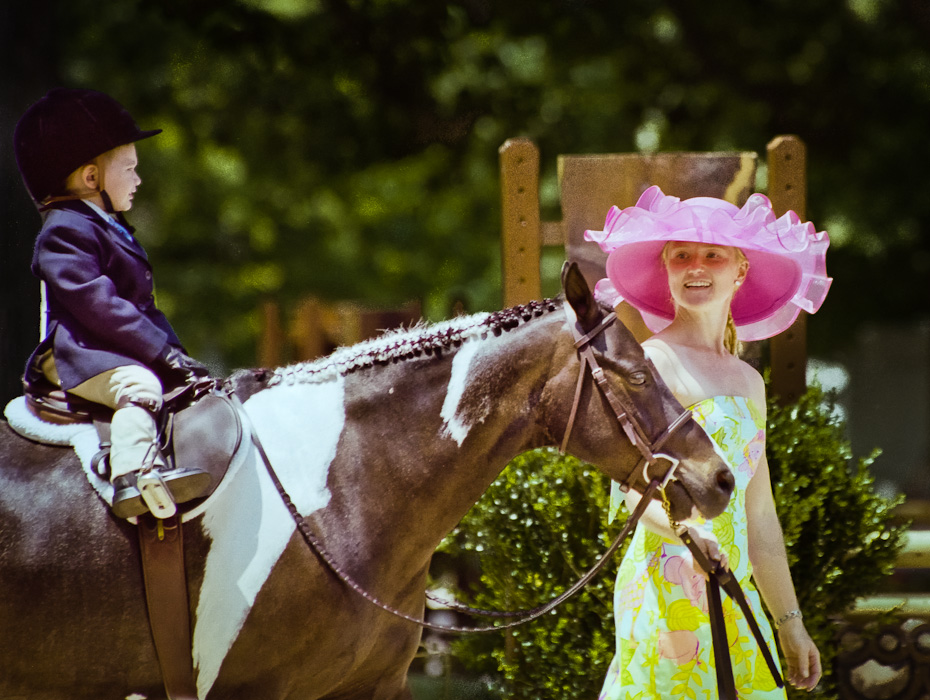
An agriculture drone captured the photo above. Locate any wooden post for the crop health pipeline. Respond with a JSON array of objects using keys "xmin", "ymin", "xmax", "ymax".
[
  {"xmin": 292, "ymin": 297, "xmax": 329, "ymax": 362},
  {"xmin": 500, "ymin": 138, "xmax": 542, "ymax": 307},
  {"xmin": 767, "ymin": 136, "xmax": 808, "ymax": 405},
  {"xmin": 258, "ymin": 299, "xmax": 284, "ymax": 367}
]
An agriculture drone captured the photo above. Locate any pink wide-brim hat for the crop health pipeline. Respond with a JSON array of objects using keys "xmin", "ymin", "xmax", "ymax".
[{"xmin": 584, "ymin": 185, "xmax": 832, "ymax": 341}]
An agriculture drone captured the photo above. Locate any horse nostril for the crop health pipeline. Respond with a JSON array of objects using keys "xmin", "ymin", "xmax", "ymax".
[{"xmin": 716, "ymin": 468, "xmax": 735, "ymax": 496}]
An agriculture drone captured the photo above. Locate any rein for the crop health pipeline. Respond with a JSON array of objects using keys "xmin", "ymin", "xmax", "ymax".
[
  {"xmin": 677, "ymin": 527, "xmax": 785, "ymax": 695},
  {"xmin": 243, "ymin": 304, "xmax": 690, "ymax": 634},
  {"xmin": 252, "ymin": 420, "xmax": 664, "ymax": 634}
]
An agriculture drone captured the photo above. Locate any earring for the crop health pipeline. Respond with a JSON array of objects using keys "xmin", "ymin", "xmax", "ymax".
[{"xmin": 735, "ymin": 281, "xmax": 742, "ymax": 287}]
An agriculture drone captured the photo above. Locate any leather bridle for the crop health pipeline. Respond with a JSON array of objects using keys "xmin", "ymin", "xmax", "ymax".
[{"xmin": 559, "ymin": 302, "xmax": 693, "ymax": 495}]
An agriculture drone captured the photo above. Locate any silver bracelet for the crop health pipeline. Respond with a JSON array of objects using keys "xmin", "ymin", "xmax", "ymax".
[{"xmin": 775, "ymin": 609, "xmax": 802, "ymax": 629}]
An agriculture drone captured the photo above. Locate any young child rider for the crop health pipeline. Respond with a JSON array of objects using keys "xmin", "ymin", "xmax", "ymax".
[{"xmin": 13, "ymin": 88, "xmax": 212, "ymax": 519}]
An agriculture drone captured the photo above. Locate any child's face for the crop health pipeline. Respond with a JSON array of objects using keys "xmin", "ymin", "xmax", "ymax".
[{"xmin": 99, "ymin": 143, "xmax": 141, "ymax": 212}]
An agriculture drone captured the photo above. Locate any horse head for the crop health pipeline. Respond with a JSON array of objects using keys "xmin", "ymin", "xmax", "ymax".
[{"xmin": 543, "ymin": 262, "xmax": 733, "ymax": 522}]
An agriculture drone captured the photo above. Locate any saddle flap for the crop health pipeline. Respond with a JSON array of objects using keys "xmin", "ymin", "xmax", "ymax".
[
  {"xmin": 20, "ymin": 375, "xmax": 243, "ymax": 510},
  {"xmin": 169, "ymin": 392, "xmax": 243, "ymax": 502}
]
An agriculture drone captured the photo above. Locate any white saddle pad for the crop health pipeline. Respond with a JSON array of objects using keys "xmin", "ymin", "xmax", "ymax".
[{"xmin": 4, "ymin": 396, "xmax": 114, "ymax": 504}]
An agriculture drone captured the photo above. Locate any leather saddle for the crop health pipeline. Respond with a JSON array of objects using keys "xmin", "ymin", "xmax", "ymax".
[{"xmin": 23, "ymin": 375, "xmax": 243, "ymax": 510}]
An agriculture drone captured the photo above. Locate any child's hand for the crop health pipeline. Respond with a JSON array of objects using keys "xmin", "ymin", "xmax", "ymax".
[{"xmin": 161, "ymin": 346, "xmax": 211, "ymax": 380}]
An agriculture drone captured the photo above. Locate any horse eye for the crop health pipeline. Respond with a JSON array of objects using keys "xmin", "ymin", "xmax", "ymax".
[{"xmin": 628, "ymin": 371, "xmax": 647, "ymax": 386}]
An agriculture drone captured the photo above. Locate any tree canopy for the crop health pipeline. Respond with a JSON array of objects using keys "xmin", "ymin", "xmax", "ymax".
[{"xmin": 4, "ymin": 0, "xmax": 929, "ymax": 377}]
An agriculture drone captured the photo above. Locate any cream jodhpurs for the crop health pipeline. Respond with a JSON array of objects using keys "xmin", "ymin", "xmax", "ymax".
[{"xmin": 41, "ymin": 355, "xmax": 164, "ymax": 479}]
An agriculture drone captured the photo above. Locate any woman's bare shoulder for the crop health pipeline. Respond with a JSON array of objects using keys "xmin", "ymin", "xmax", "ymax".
[
  {"xmin": 642, "ymin": 336, "xmax": 675, "ymax": 359},
  {"xmin": 734, "ymin": 357, "xmax": 767, "ymax": 409}
]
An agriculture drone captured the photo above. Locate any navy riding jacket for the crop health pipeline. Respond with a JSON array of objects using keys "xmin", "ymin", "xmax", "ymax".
[{"xmin": 25, "ymin": 200, "xmax": 182, "ymax": 391}]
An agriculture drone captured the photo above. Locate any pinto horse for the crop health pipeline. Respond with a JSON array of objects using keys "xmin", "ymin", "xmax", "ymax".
[{"xmin": 0, "ymin": 265, "xmax": 733, "ymax": 700}]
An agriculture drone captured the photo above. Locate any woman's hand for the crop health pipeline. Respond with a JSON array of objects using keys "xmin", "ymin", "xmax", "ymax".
[
  {"xmin": 681, "ymin": 527, "xmax": 728, "ymax": 579},
  {"xmin": 777, "ymin": 618, "xmax": 821, "ymax": 690}
]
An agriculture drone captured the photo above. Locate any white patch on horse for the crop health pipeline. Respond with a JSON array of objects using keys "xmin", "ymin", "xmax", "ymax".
[
  {"xmin": 440, "ymin": 338, "xmax": 483, "ymax": 446},
  {"xmin": 193, "ymin": 376, "xmax": 345, "ymax": 697}
]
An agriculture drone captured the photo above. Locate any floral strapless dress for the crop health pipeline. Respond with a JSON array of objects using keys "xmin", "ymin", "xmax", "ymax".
[{"xmin": 599, "ymin": 396, "xmax": 785, "ymax": 700}]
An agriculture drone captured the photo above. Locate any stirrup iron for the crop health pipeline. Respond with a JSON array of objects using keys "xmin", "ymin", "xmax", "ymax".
[{"xmin": 137, "ymin": 471, "xmax": 178, "ymax": 519}]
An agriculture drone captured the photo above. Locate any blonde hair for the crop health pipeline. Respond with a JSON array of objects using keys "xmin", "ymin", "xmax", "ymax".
[
  {"xmin": 661, "ymin": 243, "xmax": 747, "ymax": 356},
  {"xmin": 724, "ymin": 311, "xmax": 740, "ymax": 356}
]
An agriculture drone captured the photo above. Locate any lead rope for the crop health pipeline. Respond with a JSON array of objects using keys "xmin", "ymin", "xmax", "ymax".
[{"xmin": 663, "ymin": 492, "xmax": 785, "ymax": 697}]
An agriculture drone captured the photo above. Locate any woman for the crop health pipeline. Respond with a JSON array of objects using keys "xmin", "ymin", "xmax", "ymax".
[{"xmin": 586, "ymin": 186, "xmax": 831, "ymax": 698}]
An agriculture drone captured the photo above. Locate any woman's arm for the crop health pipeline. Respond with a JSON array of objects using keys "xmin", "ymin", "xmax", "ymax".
[{"xmin": 746, "ymin": 452, "xmax": 822, "ymax": 690}]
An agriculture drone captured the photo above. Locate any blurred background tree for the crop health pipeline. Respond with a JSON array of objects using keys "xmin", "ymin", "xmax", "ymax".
[{"xmin": 3, "ymin": 0, "xmax": 929, "ymax": 393}]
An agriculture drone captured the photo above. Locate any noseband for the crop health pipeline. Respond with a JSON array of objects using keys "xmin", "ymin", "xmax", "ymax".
[{"xmin": 559, "ymin": 302, "xmax": 692, "ymax": 494}]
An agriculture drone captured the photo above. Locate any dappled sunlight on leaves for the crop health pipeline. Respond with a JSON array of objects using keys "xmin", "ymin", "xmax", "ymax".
[
  {"xmin": 199, "ymin": 143, "xmax": 248, "ymax": 186},
  {"xmin": 238, "ymin": 0, "xmax": 323, "ymax": 21}
]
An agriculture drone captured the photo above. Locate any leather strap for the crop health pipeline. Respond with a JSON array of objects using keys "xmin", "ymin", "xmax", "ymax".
[
  {"xmin": 138, "ymin": 514, "xmax": 198, "ymax": 700},
  {"xmin": 678, "ymin": 526, "xmax": 784, "ymax": 696},
  {"xmin": 244, "ymin": 400, "xmax": 666, "ymax": 634},
  {"xmin": 559, "ymin": 303, "xmax": 690, "ymax": 488},
  {"xmin": 706, "ymin": 573, "xmax": 737, "ymax": 699}
]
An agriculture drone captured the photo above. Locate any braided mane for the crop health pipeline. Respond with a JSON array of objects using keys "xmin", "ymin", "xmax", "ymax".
[{"xmin": 269, "ymin": 299, "xmax": 561, "ymax": 386}]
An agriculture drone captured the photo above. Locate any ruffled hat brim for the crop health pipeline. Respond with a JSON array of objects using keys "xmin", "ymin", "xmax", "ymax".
[{"xmin": 585, "ymin": 186, "xmax": 832, "ymax": 342}]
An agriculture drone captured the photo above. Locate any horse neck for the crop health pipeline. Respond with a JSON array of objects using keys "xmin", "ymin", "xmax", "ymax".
[{"xmin": 314, "ymin": 306, "xmax": 567, "ymax": 571}]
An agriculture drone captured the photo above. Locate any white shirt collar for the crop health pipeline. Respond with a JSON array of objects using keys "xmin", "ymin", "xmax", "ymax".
[{"xmin": 83, "ymin": 199, "xmax": 116, "ymax": 224}]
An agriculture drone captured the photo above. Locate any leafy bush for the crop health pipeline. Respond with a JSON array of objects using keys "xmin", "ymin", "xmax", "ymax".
[{"xmin": 438, "ymin": 384, "xmax": 907, "ymax": 699}]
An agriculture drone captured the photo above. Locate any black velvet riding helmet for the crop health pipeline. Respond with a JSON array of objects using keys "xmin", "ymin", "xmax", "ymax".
[{"xmin": 13, "ymin": 88, "xmax": 161, "ymax": 205}]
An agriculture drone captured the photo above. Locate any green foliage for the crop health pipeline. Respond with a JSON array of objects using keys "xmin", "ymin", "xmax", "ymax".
[
  {"xmin": 438, "ymin": 449, "xmax": 624, "ymax": 698},
  {"xmin": 439, "ymin": 384, "xmax": 907, "ymax": 699},
  {"xmin": 11, "ymin": 0, "xmax": 930, "ymax": 370}
]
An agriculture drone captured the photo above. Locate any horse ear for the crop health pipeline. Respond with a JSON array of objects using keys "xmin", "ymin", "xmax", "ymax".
[{"xmin": 561, "ymin": 261, "xmax": 602, "ymax": 331}]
